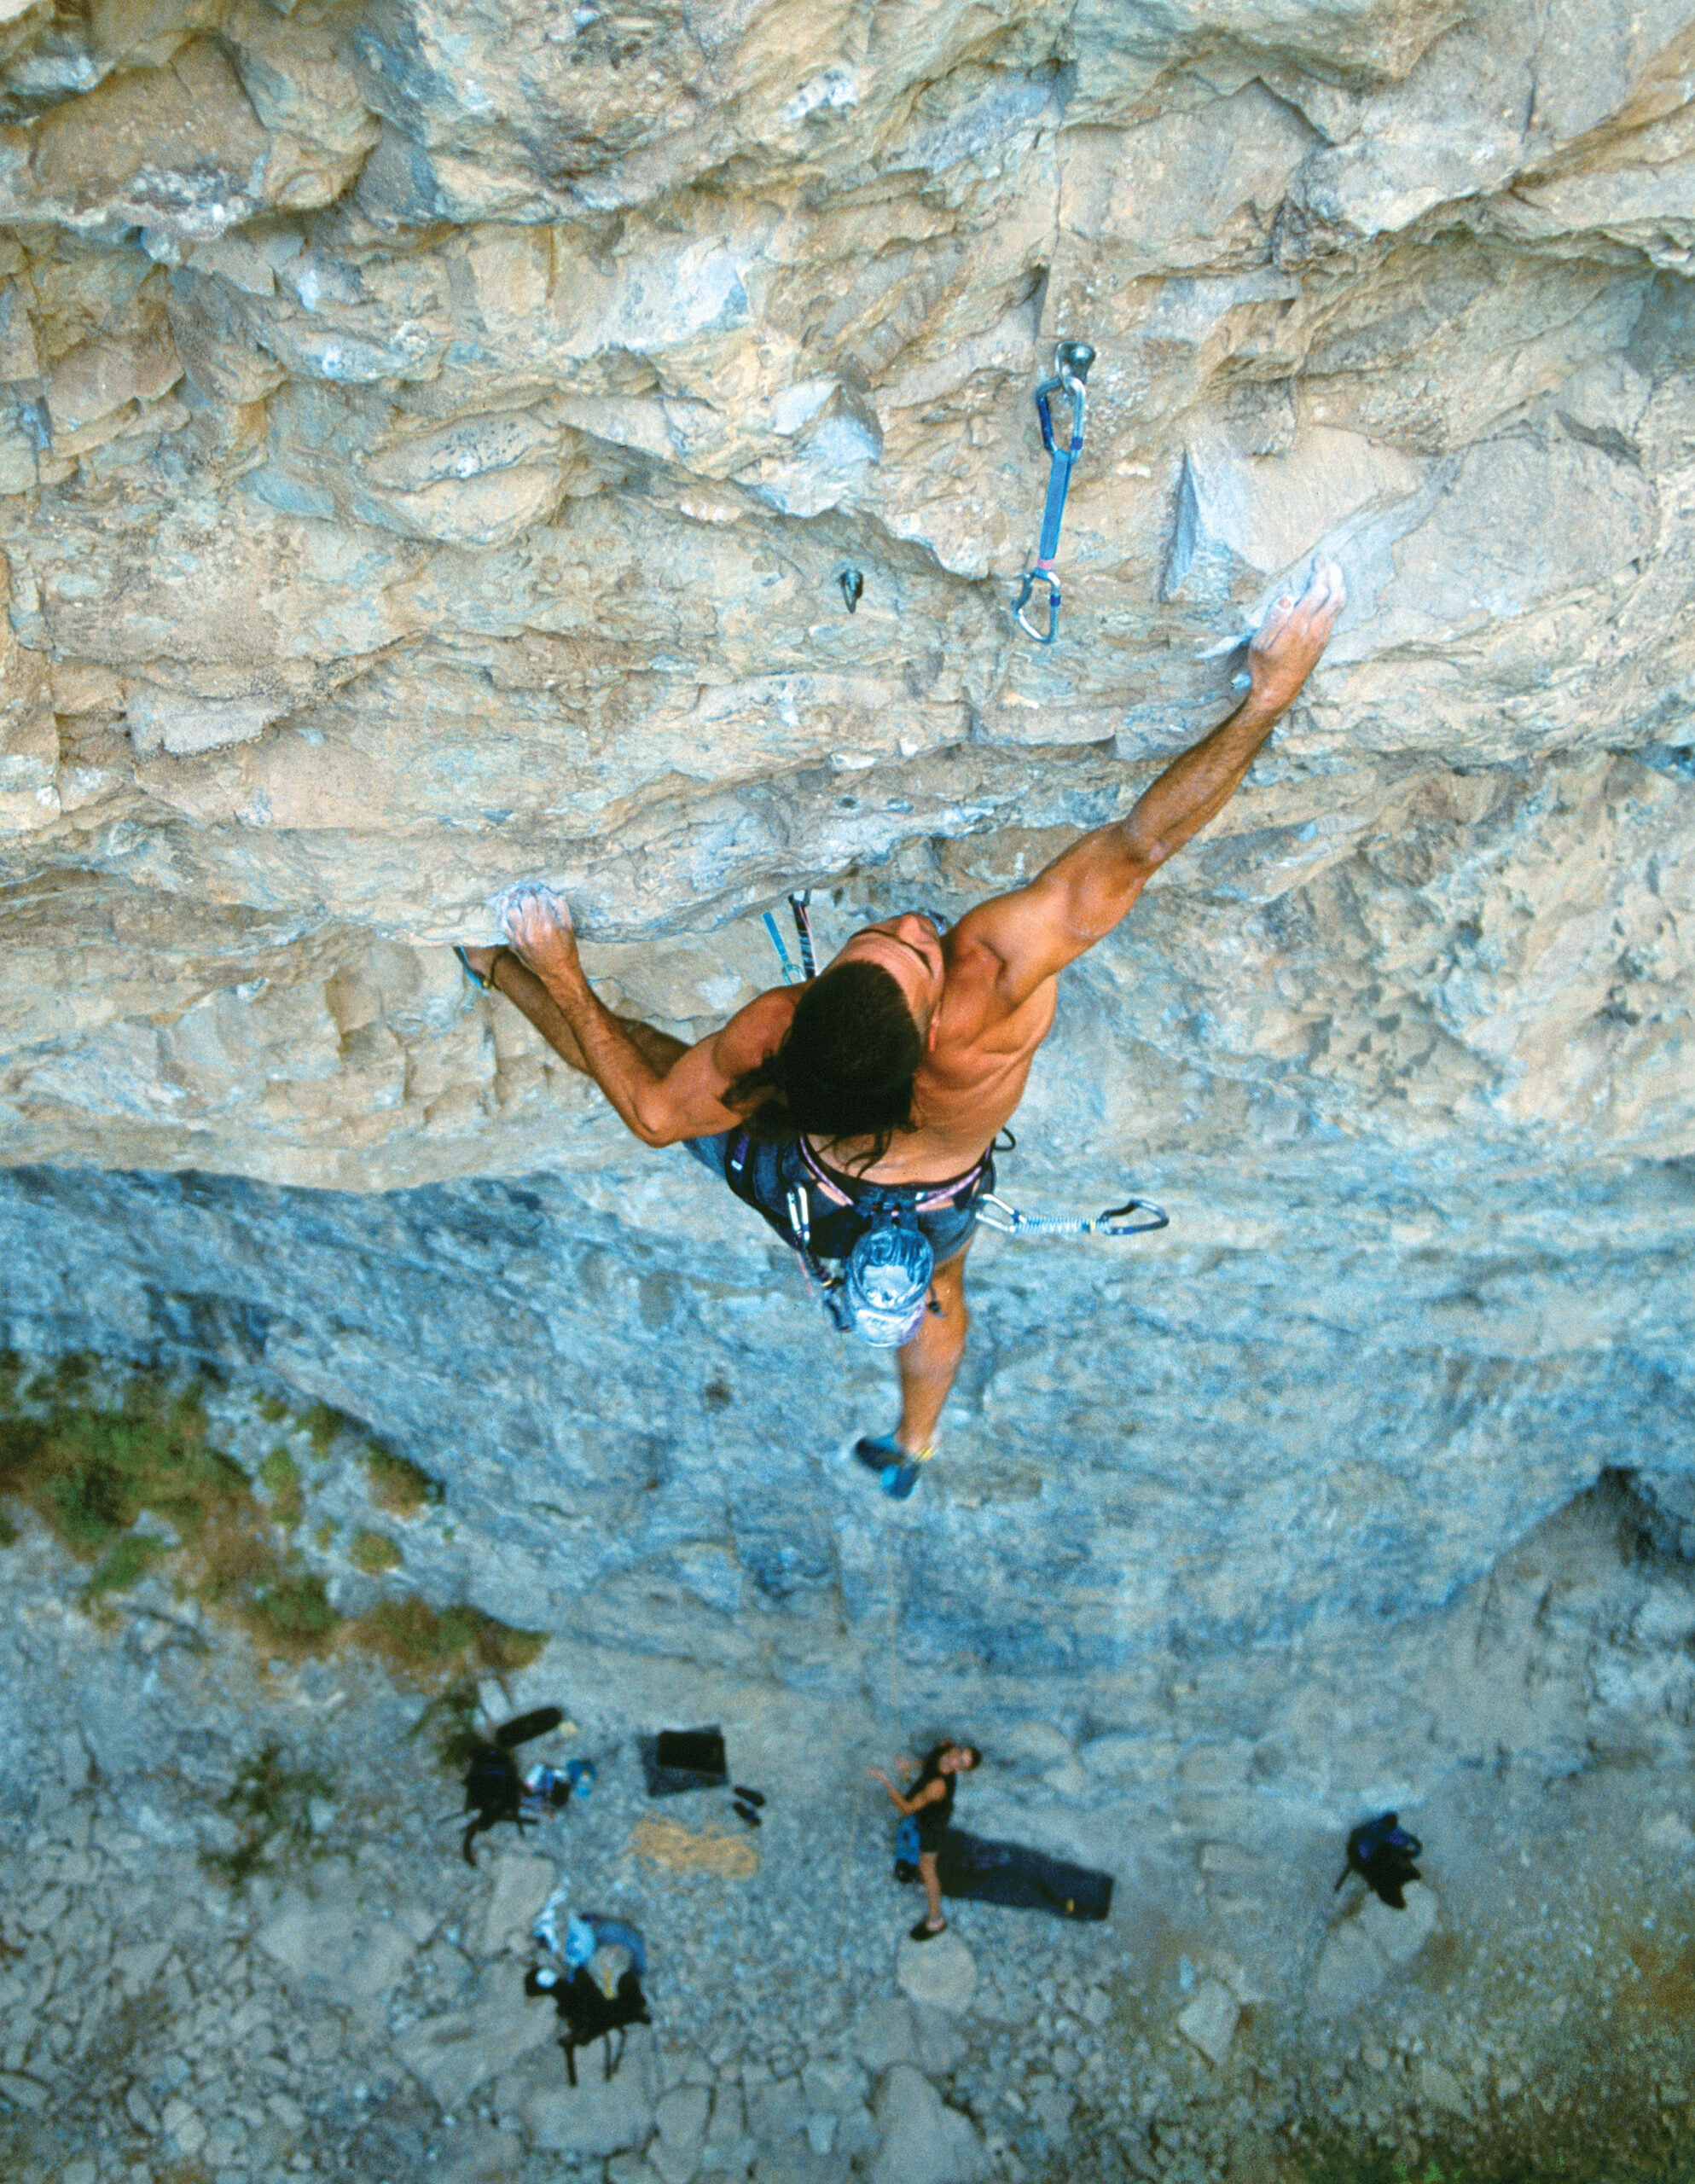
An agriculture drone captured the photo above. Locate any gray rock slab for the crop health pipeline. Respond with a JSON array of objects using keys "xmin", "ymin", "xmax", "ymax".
[
  {"xmin": 896, "ymin": 1932, "xmax": 977, "ymax": 2014},
  {"xmin": 479, "ymin": 1850, "xmax": 555, "ymax": 1957},
  {"xmin": 396, "ymin": 1978, "xmax": 558, "ymax": 2107},
  {"xmin": 1176, "ymin": 1978, "xmax": 1239, "ymax": 2066},
  {"xmin": 850, "ymin": 1996, "xmax": 918, "ymax": 2074},
  {"xmin": 652, "ymin": 2081, "xmax": 712, "ymax": 2184},
  {"xmin": 255, "ymin": 1884, "xmax": 415, "ymax": 2027},
  {"xmin": 523, "ymin": 2024, "xmax": 658, "ymax": 2155},
  {"xmin": 1360, "ymin": 1881, "xmax": 1439, "ymax": 1965},
  {"xmin": 868, "ymin": 2065, "xmax": 986, "ymax": 2184}
]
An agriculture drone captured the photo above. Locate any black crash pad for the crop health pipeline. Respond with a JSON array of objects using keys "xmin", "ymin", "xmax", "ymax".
[
  {"xmin": 640, "ymin": 1726, "xmax": 728, "ymax": 1797},
  {"xmin": 935, "ymin": 1828, "xmax": 1113, "ymax": 1920}
]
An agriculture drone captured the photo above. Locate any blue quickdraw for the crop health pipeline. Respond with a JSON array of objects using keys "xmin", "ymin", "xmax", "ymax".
[
  {"xmin": 973, "ymin": 1192, "xmax": 1167, "ymax": 1238},
  {"xmin": 761, "ymin": 892, "xmax": 816, "ymax": 985},
  {"xmin": 1012, "ymin": 341, "xmax": 1095, "ymax": 645}
]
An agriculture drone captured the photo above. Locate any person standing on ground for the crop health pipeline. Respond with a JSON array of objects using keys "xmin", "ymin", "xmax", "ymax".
[
  {"xmin": 460, "ymin": 559, "xmax": 1345, "ymax": 1498},
  {"xmin": 871, "ymin": 1740, "xmax": 981, "ymax": 1941}
]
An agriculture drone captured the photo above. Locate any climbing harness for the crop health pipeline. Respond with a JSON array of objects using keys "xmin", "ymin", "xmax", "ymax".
[
  {"xmin": 778, "ymin": 1135, "xmax": 990, "ymax": 1347},
  {"xmin": 761, "ymin": 891, "xmax": 816, "ymax": 985},
  {"xmin": 839, "ymin": 567, "xmax": 863, "ymax": 613},
  {"xmin": 751, "ymin": 898, "xmax": 1167, "ymax": 1339},
  {"xmin": 1012, "ymin": 341, "xmax": 1095, "ymax": 645}
]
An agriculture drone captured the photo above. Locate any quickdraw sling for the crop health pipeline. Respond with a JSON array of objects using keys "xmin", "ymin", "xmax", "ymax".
[{"xmin": 1012, "ymin": 340, "xmax": 1095, "ymax": 645}]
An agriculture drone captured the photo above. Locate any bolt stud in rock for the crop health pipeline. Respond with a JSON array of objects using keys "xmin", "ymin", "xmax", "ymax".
[{"xmin": 839, "ymin": 566, "xmax": 864, "ymax": 613}]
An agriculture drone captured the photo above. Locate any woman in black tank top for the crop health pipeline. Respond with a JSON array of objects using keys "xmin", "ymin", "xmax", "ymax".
[{"xmin": 871, "ymin": 1738, "xmax": 982, "ymax": 1941}]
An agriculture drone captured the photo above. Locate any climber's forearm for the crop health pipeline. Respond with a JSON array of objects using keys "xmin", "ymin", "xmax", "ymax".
[
  {"xmin": 533, "ymin": 965, "xmax": 676, "ymax": 1146},
  {"xmin": 1115, "ymin": 694, "xmax": 1283, "ymax": 874},
  {"xmin": 870, "ymin": 1768, "xmax": 919, "ymax": 1814}
]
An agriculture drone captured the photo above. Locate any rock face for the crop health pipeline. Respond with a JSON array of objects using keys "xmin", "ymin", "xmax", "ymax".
[{"xmin": 0, "ymin": 0, "xmax": 1693, "ymax": 1784}]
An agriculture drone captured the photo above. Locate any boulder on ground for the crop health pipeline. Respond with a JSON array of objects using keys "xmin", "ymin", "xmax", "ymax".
[
  {"xmin": 396, "ymin": 1975, "xmax": 556, "ymax": 2107},
  {"xmin": 850, "ymin": 1995, "xmax": 918, "ymax": 2071},
  {"xmin": 1310, "ymin": 1881, "xmax": 1440, "ymax": 2016},
  {"xmin": 868, "ymin": 2064, "xmax": 986, "ymax": 2184},
  {"xmin": 895, "ymin": 1929, "xmax": 977, "ymax": 2013},
  {"xmin": 521, "ymin": 2024, "xmax": 659, "ymax": 2156},
  {"xmin": 1177, "ymin": 1977, "xmax": 1240, "ymax": 2066},
  {"xmin": 479, "ymin": 1849, "xmax": 554, "ymax": 1955}
]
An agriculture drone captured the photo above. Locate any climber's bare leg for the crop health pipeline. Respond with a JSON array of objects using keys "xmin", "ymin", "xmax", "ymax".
[
  {"xmin": 460, "ymin": 947, "xmax": 688, "ymax": 1076},
  {"xmin": 894, "ymin": 1248, "xmax": 970, "ymax": 1456}
]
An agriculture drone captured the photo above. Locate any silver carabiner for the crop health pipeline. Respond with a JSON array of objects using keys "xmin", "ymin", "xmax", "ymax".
[{"xmin": 1012, "ymin": 567, "xmax": 1060, "ymax": 644}]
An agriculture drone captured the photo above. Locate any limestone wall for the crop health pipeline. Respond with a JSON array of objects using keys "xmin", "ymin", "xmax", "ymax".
[{"xmin": 0, "ymin": 0, "xmax": 1692, "ymax": 1721}]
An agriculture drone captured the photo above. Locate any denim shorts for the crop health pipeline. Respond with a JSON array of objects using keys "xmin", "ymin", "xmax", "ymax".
[{"xmin": 684, "ymin": 1130, "xmax": 990, "ymax": 1267}]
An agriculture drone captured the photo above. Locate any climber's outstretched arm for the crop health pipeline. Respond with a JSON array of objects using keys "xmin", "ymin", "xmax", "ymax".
[
  {"xmin": 498, "ymin": 893, "xmax": 792, "ymax": 1147},
  {"xmin": 955, "ymin": 556, "xmax": 1345, "ymax": 1008}
]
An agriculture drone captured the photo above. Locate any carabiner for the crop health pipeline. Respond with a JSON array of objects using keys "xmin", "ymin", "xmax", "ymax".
[
  {"xmin": 1094, "ymin": 1197, "xmax": 1169, "ymax": 1235},
  {"xmin": 1013, "ymin": 567, "xmax": 1060, "ymax": 644}
]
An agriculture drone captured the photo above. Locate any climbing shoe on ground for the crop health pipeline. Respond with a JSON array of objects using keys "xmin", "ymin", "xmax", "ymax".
[
  {"xmin": 908, "ymin": 1918, "xmax": 948, "ymax": 1943},
  {"xmin": 732, "ymin": 1786, "xmax": 765, "ymax": 1807},
  {"xmin": 852, "ymin": 1435, "xmax": 931, "ymax": 1501},
  {"xmin": 733, "ymin": 1801, "xmax": 762, "ymax": 1828}
]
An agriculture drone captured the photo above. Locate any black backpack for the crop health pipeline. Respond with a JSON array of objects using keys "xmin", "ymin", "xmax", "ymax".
[
  {"xmin": 460, "ymin": 1706, "xmax": 564, "ymax": 1866},
  {"xmin": 526, "ymin": 1966, "xmax": 651, "ymax": 2085},
  {"xmin": 1336, "ymin": 1810, "xmax": 1424, "ymax": 1909}
]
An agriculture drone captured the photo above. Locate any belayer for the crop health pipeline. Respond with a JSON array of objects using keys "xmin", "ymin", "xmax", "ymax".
[
  {"xmin": 871, "ymin": 1738, "xmax": 981, "ymax": 1942},
  {"xmin": 459, "ymin": 558, "xmax": 1344, "ymax": 1498}
]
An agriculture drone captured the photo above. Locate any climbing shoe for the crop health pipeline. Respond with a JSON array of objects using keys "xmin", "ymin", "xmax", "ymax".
[{"xmin": 852, "ymin": 1435, "xmax": 932, "ymax": 1501}]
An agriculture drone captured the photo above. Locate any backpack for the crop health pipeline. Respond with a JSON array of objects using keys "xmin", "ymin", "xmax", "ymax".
[
  {"xmin": 1337, "ymin": 1810, "xmax": 1424, "ymax": 1909},
  {"xmin": 527, "ymin": 1966, "xmax": 651, "ymax": 2086},
  {"xmin": 459, "ymin": 1706, "xmax": 565, "ymax": 1866}
]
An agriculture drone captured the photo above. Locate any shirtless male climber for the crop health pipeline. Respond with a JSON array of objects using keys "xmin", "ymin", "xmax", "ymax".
[{"xmin": 460, "ymin": 556, "xmax": 1345, "ymax": 1498}]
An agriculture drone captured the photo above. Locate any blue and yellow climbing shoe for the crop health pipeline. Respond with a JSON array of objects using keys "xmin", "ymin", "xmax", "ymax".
[{"xmin": 852, "ymin": 1435, "xmax": 933, "ymax": 1501}]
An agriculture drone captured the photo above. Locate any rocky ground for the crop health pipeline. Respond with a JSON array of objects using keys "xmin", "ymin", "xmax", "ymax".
[{"xmin": 2, "ymin": 1366, "xmax": 1695, "ymax": 2184}]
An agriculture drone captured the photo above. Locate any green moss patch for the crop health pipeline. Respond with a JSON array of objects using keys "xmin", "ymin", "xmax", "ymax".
[
  {"xmin": 0, "ymin": 1375, "xmax": 247, "ymax": 1558},
  {"xmin": 82, "ymin": 1533, "xmax": 169, "ymax": 1604},
  {"xmin": 365, "ymin": 1446, "xmax": 443, "ymax": 1517},
  {"xmin": 0, "ymin": 1362, "xmax": 545, "ymax": 1689},
  {"xmin": 352, "ymin": 1596, "xmax": 545, "ymax": 1682},
  {"xmin": 258, "ymin": 1446, "xmax": 303, "ymax": 1526},
  {"xmin": 349, "ymin": 1526, "xmax": 402, "ymax": 1574},
  {"xmin": 299, "ymin": 1402, "xmax": 349, "ymax": 1461}
]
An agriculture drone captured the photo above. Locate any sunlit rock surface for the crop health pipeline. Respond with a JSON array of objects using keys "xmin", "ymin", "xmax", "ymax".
[{"xmin": 0, "ymin": 0, "xmax": 1693, "ymax": 1720}]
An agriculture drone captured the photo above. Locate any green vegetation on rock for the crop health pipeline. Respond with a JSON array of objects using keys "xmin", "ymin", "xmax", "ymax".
[
  {"xmin": 204, "ymin": 1741, "xmax": 334, "ymax": 1889},
  {"xmin": 258, "ymin": 1446, "xmax": 303, "ymax": 1526},
  {"xmin": 349, "ymin": 1525, "xmax": 402, "ymax": 1573},
  {"xmin": 365, "ymin": 1446, "xmax": 443, "ymax": 1516},
  {"xmin": 0, "ymin": 1357, "xmax": 542, "ymax": 1687}
]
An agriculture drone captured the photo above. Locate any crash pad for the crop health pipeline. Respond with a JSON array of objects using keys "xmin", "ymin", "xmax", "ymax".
[{"xmin": 933, "ymin": 1829, "xmax": 1113, "ymax": 1920}]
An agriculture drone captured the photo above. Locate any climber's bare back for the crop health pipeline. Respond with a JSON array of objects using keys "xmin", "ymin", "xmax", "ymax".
[{"xmin": 788, "ymin": 910, "xmax": 1060, "ymax": 1184}]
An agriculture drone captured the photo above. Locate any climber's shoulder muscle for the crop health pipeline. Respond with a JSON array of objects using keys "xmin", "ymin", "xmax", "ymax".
[
  {"xmin": 948, "ymin": 841, "xmax": 1149, "ymax": 1017},
  {"xmin": 709, "ymin": 986, "xmax": 797, "ymax": 1078}
]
